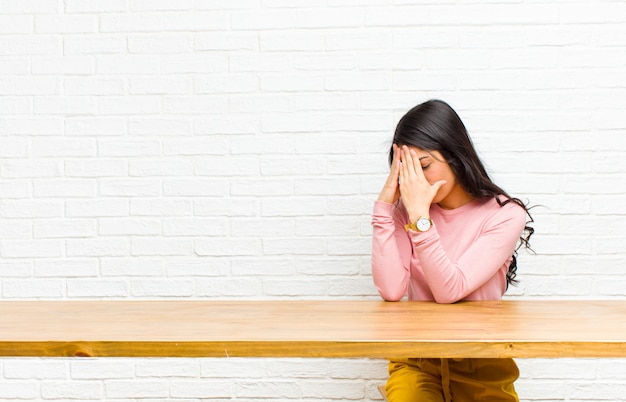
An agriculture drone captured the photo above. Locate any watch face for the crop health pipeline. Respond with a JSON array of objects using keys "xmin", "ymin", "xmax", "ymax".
[{"xmin": 416, "ymin": 217, "xmax": 431, "ymax": 231}]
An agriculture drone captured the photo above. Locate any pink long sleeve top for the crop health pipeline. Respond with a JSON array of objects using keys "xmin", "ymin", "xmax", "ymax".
[{"xmin": 371, "ymin": 197, "xmax": 527, "ymax": 303}]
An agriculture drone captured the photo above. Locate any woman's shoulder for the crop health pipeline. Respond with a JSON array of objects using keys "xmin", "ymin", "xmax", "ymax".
[{"xmin": 481, "ymin": 195, "xmax": 528, "ymax": 225}]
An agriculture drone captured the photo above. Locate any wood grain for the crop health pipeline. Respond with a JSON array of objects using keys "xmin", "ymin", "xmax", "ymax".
[{"xmin": 2, "ymin": 300, "xmax": 626, "ymax": 358}]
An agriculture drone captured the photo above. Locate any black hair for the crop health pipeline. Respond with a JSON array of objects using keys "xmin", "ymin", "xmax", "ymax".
[{"xmin": 390, "ymin": 99, "xmax": 534, "ymax": 287}]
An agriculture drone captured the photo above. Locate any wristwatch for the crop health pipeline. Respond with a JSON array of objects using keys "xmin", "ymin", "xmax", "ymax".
[{"xmin": 404, "ymin": 216, "xmax": 432, "ymax": 232}]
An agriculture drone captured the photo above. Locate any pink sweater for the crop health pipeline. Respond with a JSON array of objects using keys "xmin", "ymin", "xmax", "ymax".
[{"xmin": 371, "ymin": 197, "xmax": 527, "ymax": 303}]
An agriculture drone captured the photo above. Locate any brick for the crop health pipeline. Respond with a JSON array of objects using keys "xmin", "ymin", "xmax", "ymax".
[
  {"xmin": 64, "ymin": 77, "xmax": 126, "ymax": 95},
  {"xmin": 101, "ymin": 257, "xmax": 164, "ymax": 277},
  {"xmin": 128, "ymin": 34, "xmax": 193, "ymax": 54},
  {"xmin": 34, "ymin": 258, "xmax": 99, "ymax": 278},
  {"xmin": 131, "ymin": 237, "xmax": 193, "ymax": 256},
  {"xmin": 67, "ymin": 279, "xmax": 129, "ymax": 297},
  {"xmin": 104, "ymin": 380, "xmax": 168, "ymax": 398},
  {"xmin": 35, "ymin": 15, "xmax": 97, "ymax": 33},
  {"xmin": 66, "ymin": 238, "xmax": 130, "ymax": 257}
]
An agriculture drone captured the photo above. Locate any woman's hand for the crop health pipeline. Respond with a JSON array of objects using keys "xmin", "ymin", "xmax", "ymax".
[
  {"xmin": 398, "ymin": 146, "xmax": 446, "ymax": 223},
  {"xmin": 377, "ymin": 144, "xmax": 401, "ymax": 204}
]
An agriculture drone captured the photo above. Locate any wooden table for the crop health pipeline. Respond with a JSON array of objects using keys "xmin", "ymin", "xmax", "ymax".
[{"xmin": 1, "ymin": 300, "xmax": 626, "ymax": 359}]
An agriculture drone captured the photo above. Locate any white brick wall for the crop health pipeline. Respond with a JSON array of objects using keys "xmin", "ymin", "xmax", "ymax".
[{"xmin": 1, "ymin": 0, "xmax": 626, "ymax": 400}]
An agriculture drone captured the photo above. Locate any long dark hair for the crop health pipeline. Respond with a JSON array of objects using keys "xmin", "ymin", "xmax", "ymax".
[{"xmin": 390, "ymin": 99, "xmax": 534, "ymax": 287}]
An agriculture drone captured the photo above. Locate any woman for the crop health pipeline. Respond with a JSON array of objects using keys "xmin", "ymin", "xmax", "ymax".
[{"xmin": 371, "ymin": 99, "xmax": 533, "ymax": 401}]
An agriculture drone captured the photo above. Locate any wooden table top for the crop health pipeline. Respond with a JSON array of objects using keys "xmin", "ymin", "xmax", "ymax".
[{"xmin": 1, "ymin": 300, "xmax": 626, "ymax": 358}]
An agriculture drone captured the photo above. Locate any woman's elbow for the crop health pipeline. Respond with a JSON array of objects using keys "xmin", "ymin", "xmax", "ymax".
[
  {"xmin": 377, "ymin": 287, "xmax": 406, "ymax": 302},
  {"xmin": 432, "ymin": 293, "xmax": 461, "ymax": 304}
]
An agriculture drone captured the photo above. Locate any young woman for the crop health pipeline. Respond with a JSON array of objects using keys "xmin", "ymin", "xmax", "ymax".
[{"xmin": 371, "ymin": 99, "xmax": 533, "ymax": 402}]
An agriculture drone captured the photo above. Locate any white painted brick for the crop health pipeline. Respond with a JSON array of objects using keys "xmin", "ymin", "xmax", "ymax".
[
  {"xmin": 165, "ymin": 257, "xmax": 229, "ymax": 277},
  {"xmin": 163, "ymin": 137, "xmax": 228, "ymax": 156},
  {"xmin": 162, "ymin": 95, "xmax": 228, "ymax": 114},
  {"xmin": 0, "ymin": 97, "xmax": 31, "ymax": 114},
  {"xmin": 1, "ymin": 160, "xmax": 62, "ymax": 179},
  {"xmin": 163, "ymin": 218, "xmax": 227, "ymax": 236},
  {"xmin": 131, "ymin": 198, "xmax": 193, "ymax": 216},
  {"xmin": 195, "ymin": 238, "xmax": 261, "ymax": 257},
  {"xmin": 63, "ymin": 35, "xmax": 127, "ymax": 54},
  {"xmin": 300, "ymin": 380, "xmax": 364, "ymax": 399},
  {"xmin": 293, "ymin": 53, "xmax": 356, "ymax": 71},
  {"xmin": 131, "ymin": 278, "xmax": 195, "ymax": 297},
  {"xmin": 67, "ymin": 279, "xmax": 129, "ymax": 298},
  {"xmin": 129, "ymin": 159, "xmax": 193, "ymax": 176},
  {"xmin": 131, "ymin": 0, "xmax": 192, "ymax": 11},
  {"xmin": 34, "ymin": 219, "xmax": 97, "ymax": 239},
  {"xmin": 0, "ymin": 15, "xmax": 32, "ymax": 34},
  {"xmin": 0, "ymin": 262, "xmax": 32, "ymax": 278},
  {"xmin": 66, "ymin": 199, "xmax": 130, "ymax": 218},
  {"xmin": 99, "ymin": 95, "xmax": 161, "ymax": 115},
  {"xmin": 266, "ymin": 359, "xmax": 328, "ymax": 378},
  {"xmin": 66, "ymin": 117, "xmax": 127, "ymax": 136},
  {"xmin": 296, "ymin": 7, "xmax": 362, "ymax": 28},
  {"xmin": 295, "ymin": 258, "xmax": 360, "ymax": 276},
  {"xmin": 65, "ymin": 0, "xmax": 126, "ymax": 13},
  {"xmin": 163, "ymin": 179, "xmax": 227, "ymax": 196},
  {"xmin": 260, "ymin": 31, "xmax": 325, "ymax": 52},
  {"xmin": 2, "ymin": 279, "xmax": 64, "ymax": 298},
  {"xmin": 170, "ymin": 380, "xmax": 232, "ymax": 398},
  {"xmin": 3, "ymin": 360, "xmax": 68, "ymax": 379},
  {"xmin": 0, "ymin": 35, "xmax": 60, "ymax": 55},
  {"xmin": 295, "ymin": 178, "xmax": 359, "ymax": 195},
  {"xmin": 64, "ymin": 77, "xmax": 126, "ymax": 95},
  {"xmin": 129, "ymin": 117, "xmax": 192, "ymax": 135},
  {"xmin": 236, "ymin": 380, "xmax": 301, "ymax": 398},
  {"xmin": 0, "ymin": 381, "xmax": 40, "ymax": 399},
  {"xmin": 195, "ymin": 32, "xmax": 258, "ymax": 51},
  {"xmin": 101, "ymin": 257, "xmax": 164, "ymax": 277},
  {"xmin": 96, "ymin": 55, "xmax": 161, "ymax": 74},
  {"xmin": 200, "ymin": 358, "xmax": 267, "ymax": 378},
  {"xmin": 196, "ymin": 277, "xmax": 262, "ymax": 297},
  {"xmin": 326, "ymin": 72, "xmax": 390, "ymax": 91},
  {"xmin": 161, "ymin": 54, "xmax": 228, "ymax": 73},
  {"xmin": 231, "ymin": 9, "xmax": 294, "ymax": 30},
  {"xmin": 261, "ymin": 197, "xmax": 327, "ymax": 217},
  {"xmin": 34, "ymin": 96, "xmax": 97, "ymax": 115},
  {"xmin": 263, "ymin": 238, "xmax": 326, "ymax": 255},
  {"xmin": 100, "ymin": 14, "xmax": 163, "ymax": 33},
  {"xmin": 136, "ymin": 358, "xmax": 199, "ymax": 377},
  {"xmin": 1, "ymin": 117, "xmax": 61, "ymax": 136},
  {"xmin": 71, "ymin": 360, "xmax": 135, "ymax": 379},
  {"xmin": 99, "ymin": 179, "xmax": 162, "ymax": 197},
  {"xmin": 231, "ymin": 178, "xmax": 293, "ymax": 196},
  {"xmin": 44, "ymin": 381, "xmax": 105, "ymax": 400},
  {"xmin": 164, "ymin": 11, "xmax": 232, "ymax": 31},
  {"xmin": 131, "ymin": 237, "xmax": 194, "ymax": 256},
  {"xmin": 0, "ymin": 77, "xmax": 57, "ymax": 95},
  {"xmin": 229, "ymin": 54, "xmax": 293, "ymax": 73},
  {"xmin": 231, "ymin": 258, "xmax": 294, "ymax": 276},
  {"xmin": 66, "ymin": 159, "xmax": 127, "ymax": 178},
  {"xmin": 32, "ymin": 138, "xmax": 96, "ymax": 158},
  {"xmin": 99, "ymin": 218, "xmax": 161, "ymax": 236},
  {"xmin": 0, "ymin": 59, "xmax": 26, "ymax": 75},
  {"xmin": 1, "ymin": 240, "xmax": 63, "ymax": 258},
  {"xmin": 104, "ymin": 380, "xmax": 169, "ymax": 398},
  {"xmin": 230, "ymin": 218, "xmax": 293, "ymax": 237},
  {"xmin": 195, "ymin": 155, "xmax": 260, "ymax": 176},
  {"xmin": 130, "ymin": 76, "xmax": 191, "ymax": 95},
  {"xmin": 128, "ymin": 34, "xmax": 193, "ymax": 54},
  {"xmin": 263, "ymin": 278, "xmax": 328, "ymax": 297},
  {"xmin": 35, "ymin": 15, "xmax": 97, "ymax": 33},
  {"xmin": 0, "ymin": 0, "xmax": 58, "ymax": 13},
  {"xmin": 194, "ymin": 198, "xmax": 258, "ymax": 217},
  {"xmin": 35, "ymin": 258, "xmax": 99, "ymax": 278},
  {"xmin": 66, "ymin": 238, "xmax": 130, "ymax": 257}
]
